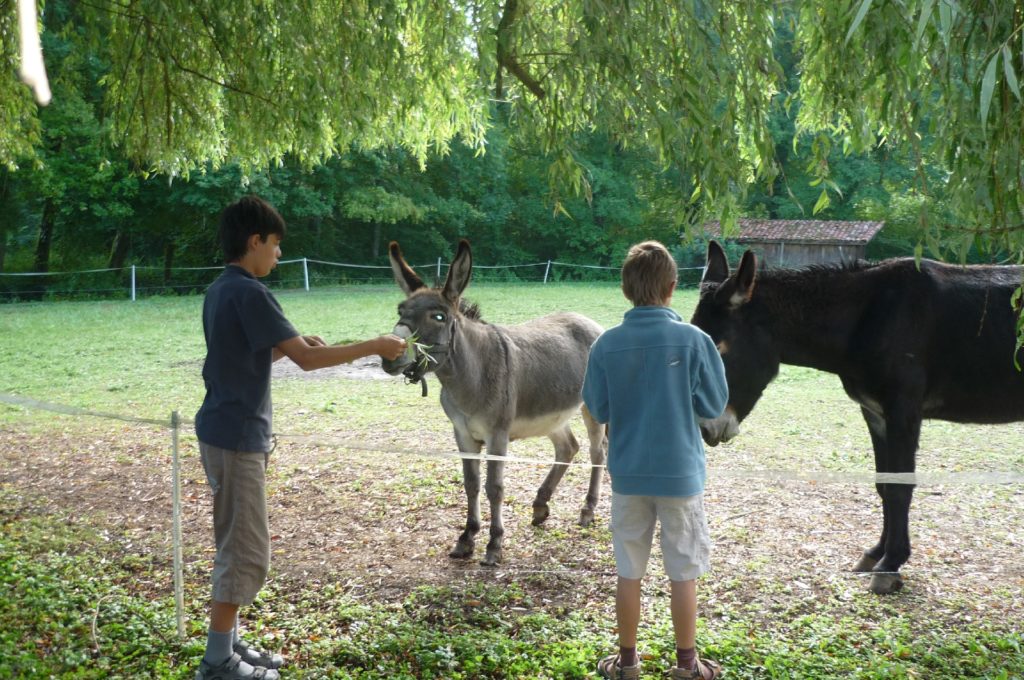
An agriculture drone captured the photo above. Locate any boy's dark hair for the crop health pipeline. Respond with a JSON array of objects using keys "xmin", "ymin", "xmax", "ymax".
[
  {"xmin": 621, "ymin": 240, "xmax": 677, "ymax": 306},
  {"xmin": 218, "ymin": 195, "xmax": 287, "ymax": 263}
]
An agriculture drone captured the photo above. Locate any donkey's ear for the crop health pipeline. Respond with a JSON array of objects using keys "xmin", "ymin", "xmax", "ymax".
[
  {"xmin": 702, "ymin": 240, "xmax": 729, "ymax": 284},
  {"xmin": 713, "ymin": 249, "xmax": 757, "ymax": 308},
  {"xmin": 442, "ymin": 239, "xmax": 473, "ymax": 303},
  {"xmin": 389, "ymin": 241, "xmax": 425, "ymax": 296},
  {"xmin": 732, "ymin": 250, "xmax": 757, "ymax": 304}
]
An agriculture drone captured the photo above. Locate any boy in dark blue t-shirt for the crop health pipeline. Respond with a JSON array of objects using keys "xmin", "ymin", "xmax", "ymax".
[{"xmin": 194, "ymin": 196, "xmax": 406, "ymax": 680}]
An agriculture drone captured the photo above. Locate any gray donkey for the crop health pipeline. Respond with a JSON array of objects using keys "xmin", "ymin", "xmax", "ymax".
[{"xmin": 381, "ymin": 239, "xmax": 607, "ymax": 566}]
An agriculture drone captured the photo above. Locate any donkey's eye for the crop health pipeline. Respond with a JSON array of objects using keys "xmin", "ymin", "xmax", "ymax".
[{"xmin": 432, "ymin": 313, "xmax": 446, "ymax": 322}]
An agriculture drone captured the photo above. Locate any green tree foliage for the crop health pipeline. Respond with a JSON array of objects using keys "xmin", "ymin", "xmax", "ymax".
[
  {"xmin": 2, "ymin": 1, "xmax": 1023, "ymax": 266},
  {"xmin": 4, "ymin": 2, "xmax": 137, "ymax": 277},
  {"xmin": 797, "ymin": 0, "xmax": 1024, "ymax": 260},
  {"xmin": 742, "ymin": 12, "xmax": 926, "ymax": 241},
  {"xmin": 3, "ymin": 1, "xmax": 781, "ymax": 227},
  {"xmin": 0, "ymin": 1, "xmax": 41, "ymax": 166}
]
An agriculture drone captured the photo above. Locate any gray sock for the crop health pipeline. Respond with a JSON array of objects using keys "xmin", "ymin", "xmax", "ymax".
[
  {"xmin": 233, "ymin": 615, "xmax": 241, "ymax": 645},
  {"xmin": 204, "ymin": 628, "xmax": 234, "ymax": 666}
]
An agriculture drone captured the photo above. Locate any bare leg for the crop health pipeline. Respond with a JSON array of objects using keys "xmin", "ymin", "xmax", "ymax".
[
  {"xmin": 670, "ymin": 579, "xmax": 697, "ymax": 650},
  {"xmin": 616, "ymin": 577, "xmax": 642, "ymax": 649},
  {"xmin": 202, "ymin": 600, "xmax": 239, "ymax": 665},
  {"xmin": 211, "ymin": 600, "xmax": 239, "ymax": 633}
]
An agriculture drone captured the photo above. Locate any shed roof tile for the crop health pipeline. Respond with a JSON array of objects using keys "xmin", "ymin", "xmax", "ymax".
[{"xmin": 703, "ymin": 219, "xmax": 884, "ymax": 244}]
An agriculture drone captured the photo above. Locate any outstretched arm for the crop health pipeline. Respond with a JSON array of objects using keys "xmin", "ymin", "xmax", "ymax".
[
  {"xmin": 273, "ymin": 335, "xmax": 325, "ymax": 362},
  {"xmin": 276, "ymin": 334, "xmax": 407, "ymax": 371}
]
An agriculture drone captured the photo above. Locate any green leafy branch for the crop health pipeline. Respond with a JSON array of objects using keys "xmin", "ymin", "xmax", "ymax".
[{"xmin": 407, "ymin": 333, "xmax": 438, "ymax": 372}]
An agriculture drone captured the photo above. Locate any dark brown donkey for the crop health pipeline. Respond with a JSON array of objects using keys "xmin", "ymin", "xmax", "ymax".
[
  {"xmin": 692, "ymin": 240, "xmax": 1024, "ymax": 594},
  {"xmin": 382, "ymin": 240, "xmax": 607, "ymax": 566}
]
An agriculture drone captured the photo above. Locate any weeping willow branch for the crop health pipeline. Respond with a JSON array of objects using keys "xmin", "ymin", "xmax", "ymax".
[{"xmin": 496, "ymin": 0, "xmax": 545, "ymax": 99}]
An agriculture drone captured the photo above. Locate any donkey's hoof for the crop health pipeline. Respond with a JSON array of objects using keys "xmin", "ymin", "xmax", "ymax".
[
  {"xmin": 868, "ymin": 572, "xmax": 904, "ymax": 595},
  {"xmin": 852, "ymin": 554, "xmax": 879, "ymax": 572},
  {"xmin": 531, "ymin": 504, "xmax": 550, "ymax": 526},
  {"xmin": 578, "ymin": 507, "xmax": 595, "ymax": 527},
  {"xmin": 480, "ymin": 549, "xmax": 502, "ymax": 567},
  {"xmin": 449, "ymin": 541, "xmax": 475, "ymax": 560}
]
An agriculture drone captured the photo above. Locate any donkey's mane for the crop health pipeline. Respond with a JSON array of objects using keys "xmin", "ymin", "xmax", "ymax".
[
  {"xmin": 755, "ymin": 260, "xmax": 880, "ymax": 317},
  {"xmin": 459, "ymin": 298, "xmax": 483, "ymax": 321},
  {"xmin": 420, "ymin": 282, "xmax": 483, "ymax": 320},
  {"xmin": 701, "ymin": 259, "xmax": 876, "ymax": 294},
  {"xmin": 758, "ymin": 259, "xmax": 874, "ymax": 285}
]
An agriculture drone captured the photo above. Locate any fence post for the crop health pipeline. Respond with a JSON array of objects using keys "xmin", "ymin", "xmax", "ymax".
[
  {"xmin": 130, "ymin": 265, "xmax": 136, "ymax": 301},
  {"xmin": 543, "ymin": 260, "xmax": 552, "ymax": 284},
  {"xmin": 302, "ymin": 257, "xmax": 310, "ymax": 292},
  {"xmin": 170, "ymin": 411, "xmax": 185, "ymax": 641},
  {"xmin": 436, "ymin": 257, "xmax": 442, "ymax": 282}
]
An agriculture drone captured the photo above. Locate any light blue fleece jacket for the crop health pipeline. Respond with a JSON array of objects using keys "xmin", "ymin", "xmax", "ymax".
[{"xmin": 582, "ymin": 306, "xmax": 728, "ymax": 497}]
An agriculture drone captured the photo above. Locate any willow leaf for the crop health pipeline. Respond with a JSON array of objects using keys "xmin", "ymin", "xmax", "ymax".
[
  {"xmin": 980, "ymin": 52, "xmax": 999, "ymax": 128},
  {"xmin": 845, "ymin": 0, "xmax": 873, "ymax": 46},
  {"xmin": 1002, "ymin": 45, "xmax": 1020, "ymax": 101},
  {"xmin": 812, "ymin": 188, "xmax": 830, "ymax": 214},
  {"xmin": 914, "ymin": 0, "xmax": 936, "ymax": 49}
]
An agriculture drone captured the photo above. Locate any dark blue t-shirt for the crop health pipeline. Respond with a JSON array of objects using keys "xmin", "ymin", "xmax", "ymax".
[{"xmin": 195, "ymin": 265, "xmax": 299, "ymax": 452}]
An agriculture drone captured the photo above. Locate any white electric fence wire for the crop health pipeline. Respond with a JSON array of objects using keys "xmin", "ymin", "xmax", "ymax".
[
  {"xmin": 2, "ymin": 392, "xmax": 1022, "ymax": 611},
  {"xmin": 3, "ymin": 393, "xmax": 1022, "ymax": 487},
  {"xmin": 272, "ymin": 432, "xmax": 1024, "ymax": 487}
]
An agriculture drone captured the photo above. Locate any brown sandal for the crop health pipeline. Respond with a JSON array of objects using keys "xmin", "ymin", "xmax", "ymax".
[
  {"xmin": 597, "ymin": 653, "xmax": 642, "ymax": 679},
  {"xmin": 668, "ymin": 654, "xmax": 722, "ymax": 680}
]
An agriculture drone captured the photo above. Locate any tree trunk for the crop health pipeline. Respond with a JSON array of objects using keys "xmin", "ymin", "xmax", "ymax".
[
  {"xmin": 372, "ymin": 222, "xmax": 381, "ymax": 260},
  {"xmin": 107, "ymin": 229, "xmax": 130, "ymax": 270},
  {"xmin": 163, "ymin": 241, "xmax": 174, "ymax": 288},
  {"xmin": 33, "ymin": 199, "xmax": 55, "ymax": 273}
]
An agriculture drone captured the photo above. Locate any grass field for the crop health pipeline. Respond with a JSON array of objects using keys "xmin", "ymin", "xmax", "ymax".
[{"xmin": 1, "ymin": 283, "xmax": 1022, "ymax": 679}]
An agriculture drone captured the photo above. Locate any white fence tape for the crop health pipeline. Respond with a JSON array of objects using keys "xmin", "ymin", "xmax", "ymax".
[
  {"xmin": 3, "ymin": 392, "xmax": 1022, "ymax": 487},
  {"xmin": 0, "ymin": 258, "xmax": 710, "ymax": 300},
  {"xmin": 0, "ymin": 393, "xmax": 176, "ymax": 426},
  {"xmin": 2, "ymin": 390, "xmax": 1022, "ymax": 628}
]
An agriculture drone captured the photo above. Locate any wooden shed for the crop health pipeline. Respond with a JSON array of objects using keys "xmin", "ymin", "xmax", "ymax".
[{"xmin": 703, "ymin": 219, "xmax": 885, "ymax": 268}]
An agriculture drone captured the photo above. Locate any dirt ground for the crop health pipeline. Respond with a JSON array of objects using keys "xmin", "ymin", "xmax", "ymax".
[{"xmin": 2, "ymin": 358, "xmax": 1022, "ymax": 634}]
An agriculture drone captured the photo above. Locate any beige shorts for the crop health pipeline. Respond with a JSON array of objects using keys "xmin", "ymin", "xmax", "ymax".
[
  {"xmin": 199, "ymin": 442, "xmax": 271, "ymax": 606},
  {"xmin": 610, "ymin": 491, "xmax": 711, "ymax": 581}
]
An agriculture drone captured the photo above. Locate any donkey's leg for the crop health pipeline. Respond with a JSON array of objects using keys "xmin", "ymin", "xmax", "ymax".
[
  {"xmin": 869, "ymin": 405, "xmax": 920, "ymax": 594},
  {"xmin": 450, "ymin": 429, "xmax": 483, "ymax": 560},
  {"xmin": 856, "ymin": 404, "xmax": 920, "ymax": 594},
  {"xmin": 481, "ymin": 432, "xmax": 510, "ymax": 567},
  {"xmin": 853, "ymin": 407, "xmax": 888, "ymax": 573},
  {"xmin": 532, "ymin": 426, "xmax": 578, "ymax": 526},
  {"xmin": 578, "ymin": 406, "xmax": 607, "ymax": 527}
]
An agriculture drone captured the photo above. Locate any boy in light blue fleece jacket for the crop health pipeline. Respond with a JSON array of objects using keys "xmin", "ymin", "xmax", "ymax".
[{"xmin": 583, "ymin": 240, "xmax": 728, "ymax": 680}]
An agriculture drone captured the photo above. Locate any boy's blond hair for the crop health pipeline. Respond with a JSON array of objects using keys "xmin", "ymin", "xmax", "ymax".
[{"xmin": 621, "ymin": 240, "xmax": 677, "ymax": 306}]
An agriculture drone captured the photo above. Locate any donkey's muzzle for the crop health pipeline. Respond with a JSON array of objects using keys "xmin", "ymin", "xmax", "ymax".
[
  {"xmin": 381, "ymin": 353, "xmax": 414, "ymax": 376},
  {"xmin": 381, "ymin": 324, "xmax": 416, "ymax": 376},
  {"xmin": 699, "ymin": 407, "xmax": 739, "ymax": 447}
]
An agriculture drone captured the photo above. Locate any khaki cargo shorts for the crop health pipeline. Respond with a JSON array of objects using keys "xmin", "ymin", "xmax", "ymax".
[
  {"xmin": 199, "ymin": 442, "xmax": 271, "ymax": 606},
  {"xmin": 610, "ymin": 491, "xmax": 711, "ymax": 582}
]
